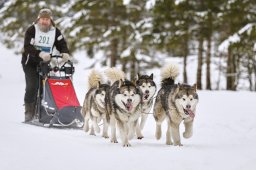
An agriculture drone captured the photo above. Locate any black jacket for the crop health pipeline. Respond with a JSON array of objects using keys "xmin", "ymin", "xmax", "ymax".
[{"xmin": 21, "ymin": 24, "xmax": 69, "ymax": 66}]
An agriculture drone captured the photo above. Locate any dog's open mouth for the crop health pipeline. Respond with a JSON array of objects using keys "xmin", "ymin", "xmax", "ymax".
[
  {"xmin": 122, "ymin": 101, "xmax": 133, "ymax": 111},
  {"xmin": 184, "ymin": 109, "xmax": 195, "ymax": 118},
  {"xmin": 143, "ymin": 94, "xmax": 150, "ymax": 100}
]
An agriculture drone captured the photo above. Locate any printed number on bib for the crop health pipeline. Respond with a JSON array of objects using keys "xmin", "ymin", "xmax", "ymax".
[{"xmin": 39, "ymin": 36, "xmax": 50, "ymax": 44}]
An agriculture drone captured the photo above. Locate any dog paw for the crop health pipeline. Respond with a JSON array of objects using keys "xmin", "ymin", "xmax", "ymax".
[
  {"xmin": 174, "ymin": 142, "xmax": 183, "ymax": 146},
  {"xmin": 155, "ymin": 125, "xmax": 162, "ymax": 140},
  {"xmin": 89, "ymin": 132, "xmax": 96, "ymax": 136},
  {"xmin": 83, "ymin": 126, "xmax": 89, "ymax": 132},
  {"xmin": 137, "ymin": 136, "xmax": 144, "ymax": 140},
  {"xmin": 83, "ymin": 128, "xmax": 89, "ymax": 133},
  {"xmin": 183, "ymin": 132, "xmax": 192, "ymax": 138},
  {"xmin": 111, "ymin": 139, "xmax": 118, "ymax": 143},
  {"xmin": 123, "ymin": 142, "xmax": 131, "ymax": 147},
  {"xmin": 102, "ymin": 134, "xmax": 109, "ymax": 139},
  {"xmin": 166, "ymin": 141, "xmax": 173, "ymax": 145}
]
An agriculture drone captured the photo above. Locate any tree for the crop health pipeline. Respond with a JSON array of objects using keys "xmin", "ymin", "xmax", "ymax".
[
  {"xmin": 152, "ymin": 0, "xmax": 195, "ymax": 83},
  {"xmin": 218, "ymin": 0, "xmax": 256, "ymax": 90}
]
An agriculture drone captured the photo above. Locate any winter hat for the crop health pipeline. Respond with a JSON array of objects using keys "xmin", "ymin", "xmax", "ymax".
[
  {"xmin": 35, "ymin": 8, "xmax": 55, "ymax": 26},
  {"xmin": 38, "ymin": 8, "xmax": 53, "ymax": 19}
]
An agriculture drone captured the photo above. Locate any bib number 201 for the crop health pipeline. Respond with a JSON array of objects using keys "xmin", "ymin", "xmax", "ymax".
[{"xmin": 39, "ymin": 36, "xmax": 49, "ymax": 44}]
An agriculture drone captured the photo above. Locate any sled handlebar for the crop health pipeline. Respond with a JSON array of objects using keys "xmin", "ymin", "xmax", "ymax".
[{"xmin": 50, "ymin": 55, "xmax": 63, "ymax": 59}]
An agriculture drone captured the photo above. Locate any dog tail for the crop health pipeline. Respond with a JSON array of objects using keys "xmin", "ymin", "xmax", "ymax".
[
  {"xmin": 160, "ymin": 64, "xmax": 179, "ymax": 86},
  {"xmin": 105, "ymin": 67, "xmax": 125, "ymax": 84},
  {"xmin": 88, "ymin": 69, "xmax": 103, "ymax": 88}
]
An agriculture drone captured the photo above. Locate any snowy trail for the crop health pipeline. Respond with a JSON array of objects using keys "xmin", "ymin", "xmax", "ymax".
[{"xmin": 0, "ymin": 44, "xmax": 256, "ymax": 170}]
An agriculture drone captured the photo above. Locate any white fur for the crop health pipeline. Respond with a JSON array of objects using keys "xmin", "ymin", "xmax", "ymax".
[
  {"xmin": 104, "ymin": 67, "xmax": 125, "ymax": 84},
  {"xmin": 140, "ymin": 82, "xmax": 156, "ymax": 101},
  {"xmin": 114, "ymin": 92, "xmax": 141, "ymax": 113},
  {"xmin": 160, "ymin": 64, "xmax": 179, "ymax": 81},
  {"xmin": 88, "ymin": 70, "xmax": 103, "ymax": 88}
]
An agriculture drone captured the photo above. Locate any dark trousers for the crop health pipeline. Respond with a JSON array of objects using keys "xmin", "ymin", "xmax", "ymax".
[{"xmin": 22, "ymin": 64, "xmax": 39, "ymax": 103}]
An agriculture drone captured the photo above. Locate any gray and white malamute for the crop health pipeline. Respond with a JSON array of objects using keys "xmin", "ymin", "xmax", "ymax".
[
  {"xmin": 105, "ymin": 68, "xmax": 142, "ymax": 147},
  {"xmin": 81, "ymin": 70, "xmax": 110, "ymax": 138},
  {"xmin": 135, "ymin": 73, "xmax": 156, "ymax": 139},
  {"xmin": 153, "ymin": 64, "xmax": 199, "ymax": 146}
]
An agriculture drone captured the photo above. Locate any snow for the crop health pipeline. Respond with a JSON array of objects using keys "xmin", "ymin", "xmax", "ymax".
[
  {"xmin": 175, "ymin": 0, "xmax": 186, "ymax": 5},
  {"xmin": 218, "ymin": 23, "xmax": 255, "ymax": 53},
  {"xmin": 0, "ymin": 42, "xmax": 256, "ymax": 170}
]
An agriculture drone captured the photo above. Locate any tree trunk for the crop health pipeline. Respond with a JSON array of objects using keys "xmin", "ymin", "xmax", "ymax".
[
  {"xmin": 226, "ymin": 47, "xmax": 236, "ymax": 90},
  {"xmin": 248, "ymin": 62, "xmax": 253, "ymax": 91},
  {"xmin": 110, "ymin": 38, "xmax": 118, "ymax": 67},
  {"xmin": 206, "ymin": 35, "xmax": 211, "ymax": 90},
  {"xmin": 183, "ymin": 55, "xmax": 187, "ymax": 83},
  {"xmin": 183, "ymin": 31, "xmax": 189, "ymax": 84},
  {"xmin": 233, "ymin": 53, "xmax": 240, "ymax": 90},
  {"xmin": 122, "ymin": 58, "xmax": 128, "ymax": 74},
  {"xmin": 130, "ymin": 49, "xmax": 137, "ymax": 81},
  {"xmin": 226, "ymin": 48, "xmax": 232, "ymax": 90},
  {"xmin": 196, "ymin": 37, "xmax": 203, "ymax": 89}
]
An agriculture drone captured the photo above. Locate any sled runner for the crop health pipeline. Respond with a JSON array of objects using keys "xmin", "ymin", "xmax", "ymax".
[{"xmin": 31, "ymin": 55, "xmax": 83, "ymax": 128}]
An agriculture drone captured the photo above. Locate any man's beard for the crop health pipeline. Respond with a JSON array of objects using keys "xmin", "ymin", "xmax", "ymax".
[{"xmin": 38, "ymin": 23, "xmax": 51, "ymax": 32}]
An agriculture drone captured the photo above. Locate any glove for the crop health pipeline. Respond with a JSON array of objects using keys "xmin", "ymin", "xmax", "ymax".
[
  {"xmin": 61, "ymin": 53, "xmax": 70, "ymax": 62},
  {"xmin": 39, "ymin": 52, "xmax": 51, "ymax": 62}
]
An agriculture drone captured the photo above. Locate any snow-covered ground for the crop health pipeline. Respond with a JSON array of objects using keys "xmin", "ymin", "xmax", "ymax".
[{"xmin": 0, "ymin": 43, "xmax": 256, "ymax": 170}]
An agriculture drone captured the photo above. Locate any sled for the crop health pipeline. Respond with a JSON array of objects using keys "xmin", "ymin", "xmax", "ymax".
[{"xmin": 31, "ymin": 55, "xmax": 83, "ymax": 128}]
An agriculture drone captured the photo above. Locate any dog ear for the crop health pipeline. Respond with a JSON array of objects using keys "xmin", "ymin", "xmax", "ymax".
[
  {"xmin": 118, "ymin": 79, "xmax": 123, "ymax": 88},
  {"xmin": 149, "ymin": 73, "xmax": 153, "ymax": 80},
  {"xmin": 134, "ymin": 74, "xmax": 139, "ymax": 85},
  {"xmin": 97, "ymin": 81, "xmax": 101, "ymax": 88},
  {"xmin": 192, "ymin": 83, "xmax": 197, "ymax": 92},
  {"xmin": 136, "ymin": 87, "xmax": 141, "ymax": 94},
  {"xmin": 137, "ymin": 73, "xmax": 141, "ymax": 79},
  {"xmin": 117, "ymin": 88, "xmax": 120, "ymax": 94},
  {"xmin": 132, "ymin": 77, "xmax": 137, "ymax": 84},
  {"xmin": 174, "ymin": 83, "xmax": 180, "ymax": 94}
]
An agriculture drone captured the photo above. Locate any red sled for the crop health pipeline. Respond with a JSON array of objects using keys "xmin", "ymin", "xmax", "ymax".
[{"xmin": 34, "ymin": 56, "xmax": 83, "ymax": 128}]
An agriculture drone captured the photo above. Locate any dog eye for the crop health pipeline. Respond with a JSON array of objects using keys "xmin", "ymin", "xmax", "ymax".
[
  {"xmin": 124, "ymin": 94, "xmax": 127, "ymax": 96},
  {"xmin": 131, "ymin": 94, "xmax": 134, "ymax": 96},
  {"xmin": 190, "ymin": 98, "xmax": 193, "ymax": 101},
  {"xmin": 182, "ymin": 98, "xmax": 186, "ymax": 101}
]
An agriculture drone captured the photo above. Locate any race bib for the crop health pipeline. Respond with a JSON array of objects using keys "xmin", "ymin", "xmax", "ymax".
[{"xmin": 34, "ymin": 24, "xmax": 56, "ymax": 54}]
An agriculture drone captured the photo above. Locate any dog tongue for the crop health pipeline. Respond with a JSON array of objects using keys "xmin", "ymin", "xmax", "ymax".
[
  {"xmin": 126, "ymin": 103, "xmax": 133, "ymax": 111},
  {"xmin": 187, "ymin": 110, "xmax": 195, "ymax": 118}
]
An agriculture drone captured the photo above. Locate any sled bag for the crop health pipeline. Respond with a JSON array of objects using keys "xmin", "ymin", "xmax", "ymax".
[{"xmin": 39, "ymin": 78, "xmax": 83, "ymax": 125}]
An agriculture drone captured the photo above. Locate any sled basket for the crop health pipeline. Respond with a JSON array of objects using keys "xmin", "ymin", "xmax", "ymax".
[{"xmin": 38, "ymin": 78, "xmax": 83, "ymax": 126}]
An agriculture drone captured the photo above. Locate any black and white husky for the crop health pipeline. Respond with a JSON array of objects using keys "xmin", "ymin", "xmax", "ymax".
[
  {"xmin": 105, "ymin": 68, "xmax": 142, "ymax": 147},
  {"xmin": 135, "ymin": 73, "xmax": 156, "ymax": 139},
  {"xmin": 81, "ymin": 70, "xmax": 110, "ymax": 138},
  {"xmin": 153, "ymin": 64, "xmax": 199, "ymax": 146}
]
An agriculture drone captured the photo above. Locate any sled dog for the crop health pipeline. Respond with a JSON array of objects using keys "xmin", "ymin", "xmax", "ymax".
[
  {"xmin": 81, "ymin": 70, "xmax": 110, "ymax": 138},
  {"xmin": 153, "ymin": 64, "xmax": 198, "ymax": 146},
  {"xmin": 105, "ymin": 68, "xmax": 142, "ymax": 147},
  {"xmin": 135, "ymin": 73, "xmax": 156, "ymax": 139}
]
